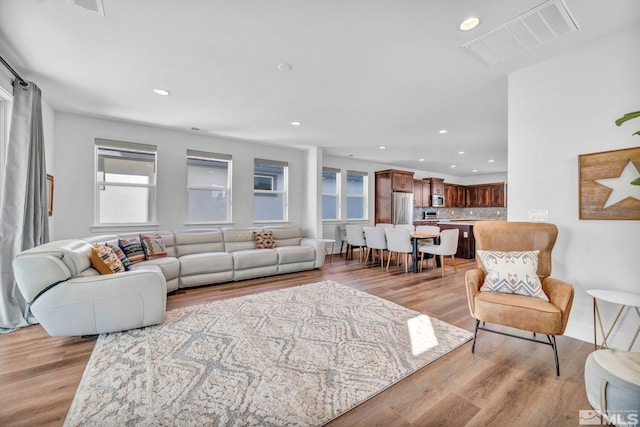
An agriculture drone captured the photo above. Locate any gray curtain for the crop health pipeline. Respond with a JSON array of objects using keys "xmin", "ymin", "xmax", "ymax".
[{"xmin": 0, "ymin": 80, "xmax": 49, "ymax": 332}]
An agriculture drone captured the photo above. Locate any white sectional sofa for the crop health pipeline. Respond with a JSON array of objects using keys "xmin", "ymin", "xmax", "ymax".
[{"xmin": 12, "ymin": 226, "xmax": 325, "ymax": 336}]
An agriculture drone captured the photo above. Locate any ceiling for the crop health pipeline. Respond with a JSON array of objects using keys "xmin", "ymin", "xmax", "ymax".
[{"xmin": 1, "ymin": 0, "xmax": 638, "ymax": 177}]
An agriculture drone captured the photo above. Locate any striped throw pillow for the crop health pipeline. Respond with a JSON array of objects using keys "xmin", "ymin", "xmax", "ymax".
[
  {"xmin": 106, "ymin": 242, "xmax": 132, "ymax": 271},
  {"xmin": 118, "ymin": 237, "xmax": 145, "ymax": 264},
  {"xmin": 90, "ymin": 244, "xmax": 125, "ymax": 275}
]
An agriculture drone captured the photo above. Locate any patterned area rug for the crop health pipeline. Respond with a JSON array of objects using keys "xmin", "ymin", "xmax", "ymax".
[{"xmin": 64, "ymin": 280, "xmax": 472, "ymax": 426}]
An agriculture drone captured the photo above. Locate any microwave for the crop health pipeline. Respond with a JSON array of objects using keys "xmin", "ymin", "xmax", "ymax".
[{"xmin": 432, "ymin": 194, "xmax": 445, "ymax": 207}]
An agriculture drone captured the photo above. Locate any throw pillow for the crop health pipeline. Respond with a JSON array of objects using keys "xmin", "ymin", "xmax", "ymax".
[
  {"xmin": 90, "ymin": 244, "xmax": 125, "ymax": 275},
  {"xmin": 477, "ymin": 250, "xmax": 549, "ymax": 301},
  {"xmin": 106, "ymin": 242, "xmax": 132, "ymax": 271},
  {"xmin": 118, "ymin": 237, "xmax": 145, "ymax": 264},
  {"xmin": 253, "ymin": 230, "xmax": 276, "ymax": 249},
  {"xmin": 140, "ymin": 234, "xmax": 168, "ymax": 259}
]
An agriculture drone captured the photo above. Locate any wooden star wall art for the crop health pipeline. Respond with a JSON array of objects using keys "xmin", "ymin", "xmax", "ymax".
[{"xmin": 579, "ymin": 146, "xmax": 640, "ymax": 220}]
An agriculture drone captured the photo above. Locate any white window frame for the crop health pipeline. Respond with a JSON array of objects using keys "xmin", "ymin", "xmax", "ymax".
[
  {"xmin": 253, "ymin": 158, "xmax": 288, "ymax": 223},
  {"xmin": 346, "ymin": 170, "xmax": 368, "ymax": 221},
  {"xmin": 322, "ymin": 167, "xmax": 341, "ymax": 221},
  {"xmin": 186, "ymin": 149, "xmax": 232, "ymax": 224},
  {"xmin": 94, "ymin": 138, "xmax": 158, "ymax": 226}
]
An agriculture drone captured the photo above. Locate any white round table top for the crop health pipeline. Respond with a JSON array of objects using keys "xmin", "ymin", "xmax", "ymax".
[{"xmin": 587, "ymin": 289, "xmax": 640, "ymax": 308}]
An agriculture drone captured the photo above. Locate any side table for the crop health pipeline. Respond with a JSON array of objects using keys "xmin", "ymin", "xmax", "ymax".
[
  {"xmin": 318, "ymin": 239, "xmax": 336, "ymax": 264},
  {"xmin": 587, "ymin": 289, "xmax": 640, "ymax": 351}
]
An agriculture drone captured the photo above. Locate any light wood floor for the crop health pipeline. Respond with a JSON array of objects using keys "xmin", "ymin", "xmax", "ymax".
[{"xmin": 0, "ymin": 254, "xmax": 593, "ymax": 426}]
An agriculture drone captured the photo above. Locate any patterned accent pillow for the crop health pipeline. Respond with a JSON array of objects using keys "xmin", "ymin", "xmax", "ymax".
[
  {"xmin": 90, "ymin": 244, "xmax": 125, "ymax": 275},
  {"xmin": 477, "ymin": 250, "xmax": 549, "ymax": 301},
  {"xmin": 106, "ymin": 242, "xmax": 132, "ymax": 271},
  {"xmin": 253, "ymin": 230, "xmax": 276, "ymax": 249},
  {"xmin": 140, "ymin": 234, "xmax": 168, "ymax": 259},
  {"xmin": 118, "ymin": 237, "xmax": 145, "ymax": 264}
]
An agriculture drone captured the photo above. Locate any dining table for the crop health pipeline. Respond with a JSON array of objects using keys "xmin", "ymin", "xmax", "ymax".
[{"xmin": 410, "ymin": 231, "xmax": 440, "ymax": 273}]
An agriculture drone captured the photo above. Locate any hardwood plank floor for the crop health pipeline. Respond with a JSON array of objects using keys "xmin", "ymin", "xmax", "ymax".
[{"xmin": 0, "ymin": 254, "xmax": 593, "ymax": 426}]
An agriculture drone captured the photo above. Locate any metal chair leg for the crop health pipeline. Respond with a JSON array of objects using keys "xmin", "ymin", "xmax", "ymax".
[
  {"xmin": 548, "ymin": 335, "xmax": 560, "ymax": 376},
  {"xmin": 472, "ymin": 319, "xmax": 480, "ymax": 353}
]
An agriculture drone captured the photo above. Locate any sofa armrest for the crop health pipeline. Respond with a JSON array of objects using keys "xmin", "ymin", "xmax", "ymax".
[
  {"xmin": 465, "ymin": 268, "xmax": 485, "ymax": 317},
  {"xmin": 301, "ymin": 238, "xmax": 325, "ymax": 268},
  {"xmin": 31, "ymin": 270, "xmax": 167, "ymax": 336},
  {"xmin": 542, "ymin": 277, "xmax": 574, "ymax": 333}
]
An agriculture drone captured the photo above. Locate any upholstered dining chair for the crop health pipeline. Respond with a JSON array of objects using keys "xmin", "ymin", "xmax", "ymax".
[
  {"xmin": 418, "ymin": 228, "xmax": 458, "ymax": 276},
  {"xmin": 465, "ymin": 221, "xmax": 575, "ymax": 376},
  {"xmin": 384, "ymin": 227, "xmax": 413, "ymax": 272},
  {"xmin": 345, "ymin": 224, "xmax": 367, "ymax": 262},
  {"xmin": 363, "ymin": 226, "xmax": 387, "ymax": 267}
]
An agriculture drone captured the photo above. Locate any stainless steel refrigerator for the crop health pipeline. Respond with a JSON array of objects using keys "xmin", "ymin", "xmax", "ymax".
[{"xmin": 391, "ymin": 192, "xmax": 414, "ymax": 225}]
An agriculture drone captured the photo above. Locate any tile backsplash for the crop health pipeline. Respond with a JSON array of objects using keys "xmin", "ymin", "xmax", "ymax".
[{"xmin": 414, "ymin": 207, "xmax": 507, "ymax": 221}]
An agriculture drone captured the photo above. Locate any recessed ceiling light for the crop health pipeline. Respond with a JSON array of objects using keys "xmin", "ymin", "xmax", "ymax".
[
  {"xmin": 488, "ymin": 159, "xmax": 495, "ymax": 163},
  {"xmin": 450, "ymin": 165, "xmax": 456, "ymax": 168},
  {"xmin": 459, "ymin": 16, "xmax": 480, "ymax": 31},
  {"xmin": 290, "ymin": 121, "xmax": 301, "ymax": 126},
  {"xmin": 419, "ymin": 158, "xmax": 425, "ymax": 162},
  {"xmin": 458, "ymin": 151, "xmax": 465, "ymax": 155},
  {"xmin": 379, "ymin": 145, "xmax": 387, "ymax": 150},
  {"xmin": 152, "ymin": 88, "xmax": 170, "ymax": 96},
  {"xmin": 472, "ymin": 169, "xmax": 478, "ymax": 173},
  {"xmin": 438, "ymin": 129, "xmax": 448, "ymax": 134},
  {"xmin": 278, "ymin": 63, "xmax": 293, "ymax": 72}
]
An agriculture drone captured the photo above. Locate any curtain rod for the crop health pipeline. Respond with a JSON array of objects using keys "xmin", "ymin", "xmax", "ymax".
[{"xmin": 0, "ymin": 54, "xmax": 27, "ymax": 84}]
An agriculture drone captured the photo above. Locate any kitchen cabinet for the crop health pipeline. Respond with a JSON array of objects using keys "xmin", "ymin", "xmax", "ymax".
[
  {"xmin": 428, "ymin": 177, "xmax": 444, "ymax": 195},
  {"xmin": 375, "ymin": 169, "xmax": 415, "ymax": 224},
  {"xmin": 465, "ymin": 186, "xmax": 477, "ymax": 207},
  {"xmin": 490, "ymin": 183, "xmax": 505, "ymax": 207},
  {"xmin": 438, "ymin": 222, "xmax": 476, "ymax": 259},
  {"xmin": 444, "ymin": 184, "xmax": 466, "ymax": 207},
  {"xmin": 413, "ymin": 179, "xmax": 431, "ymax": 207},
  {"xmin": 476, "ymin": 186, "xmax": 491, "ymax": 207}
]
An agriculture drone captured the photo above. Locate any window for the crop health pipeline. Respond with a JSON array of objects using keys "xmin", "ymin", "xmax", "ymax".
[
  {"xmin": 322, "ymin": 168, "xmax": 340, "ymax": 220},
  {"xmin": 186, "ymin": 149, "xmax": 232, "ymax": 223},
  {"xmin": 346, "ymin": 171, "xmax": 368, "ymax": 220},
  {"xmin": 254, "ymin": 158, "xmax": 288, "ymax": 222},
  {"xmin": 95, "ymin": 139, "xmax": 157, "ymax": 225}
]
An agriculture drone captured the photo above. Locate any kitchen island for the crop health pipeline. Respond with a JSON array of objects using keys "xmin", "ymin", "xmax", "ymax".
[{"xmin": 414, "ymin": 219, "xmax": 479, "ymax": 259}]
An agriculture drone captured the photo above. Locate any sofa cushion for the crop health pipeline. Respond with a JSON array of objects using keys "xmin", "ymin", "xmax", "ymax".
[
  {"xmin": 232, "ymin": 249, "xmax": 277, "ymax": 270},
  {"xmin": 174, "ymin": 229, "xmax": 225, "ymax": 257},
  {"xmin": 130, "ymin": 257, "xmax": 180, "ymax": 282},
  {"xmin": 276, "ymin": 246, "xmax": 315, "ymax": 264},
  {"xmin": 265, "ymin": 227, "xmax": 304, "ymax": 247},
  {"xmin": 140, "ymin": 234, "xmax": 168, "ymax": 259},
  {"xmin": 223, "ymin": 227, "xmax": 261, "ymax": 253},
  {"xmin": 253, "ymin": 230, "xmax": 276, "ymax": 249},
  {"xmin": 180, "ymin": 252, "xmax": 233, "ymax": 276},
  {"xmin": 119, "ymin": 237, "xmax": 145, "ymax": 264},
  {"xmin": 90, "ymin": 244, "xmax": 125, "ymax": 275},
  {"xmin": 477, "ymin": 250, "xmax": 548, "ymax": 301}
]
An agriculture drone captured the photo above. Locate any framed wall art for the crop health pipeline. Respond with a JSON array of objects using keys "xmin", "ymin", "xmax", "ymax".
[
  {"xmin": 47, "ymin": 174, "xmax": 54, "ymax": 216},
  {"xmin": 578, "ymin": 146, "xmax": 640, "ymax": 220}
]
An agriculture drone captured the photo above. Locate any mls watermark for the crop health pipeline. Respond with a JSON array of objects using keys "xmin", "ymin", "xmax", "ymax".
[{"xmin": 579, "ymin": 410, "xmax": 639, "ymax": 426}]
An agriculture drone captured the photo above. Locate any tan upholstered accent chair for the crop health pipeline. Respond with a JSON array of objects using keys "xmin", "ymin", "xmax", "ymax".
[{"xmin": 465, "ymin": 221, "xmax": 574, "ymax": 376}]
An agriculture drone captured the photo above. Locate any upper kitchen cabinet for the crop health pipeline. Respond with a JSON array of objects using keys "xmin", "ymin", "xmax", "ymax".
[
  {"xmin": 444, "ymin": 184, "xmax": 466, "ymax": 207},
  {"xmin": 428, "ymin": 178, "xmax": 444, "ymax": 195},
  {"xmin": 413, "ymin": 179, "xmax": 431, "ymax": 207},
  {"xmin": 490, "ymin": 183, "xmax": 506, "ymax": 207},
  {"xmin": 465, "ymin": 186, "xmax": 477, "ymax": 207},
  {"xmin": 377, "ymin": 169, "xmax": 414, "ymax": 194},
  {"xmin": 470, "ymin": 182, "xmax": 506, "ymax": 207}
]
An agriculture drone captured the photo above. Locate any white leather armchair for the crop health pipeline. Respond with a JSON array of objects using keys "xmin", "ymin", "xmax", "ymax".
[{"xmin": 12, "ymin": 239, "xmax": 167, "ymax": 336}]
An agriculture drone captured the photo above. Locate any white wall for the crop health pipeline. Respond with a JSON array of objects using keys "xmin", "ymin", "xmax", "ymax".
[
  {"xmin": 54, "ymin": 113, "xmax": 310, "ymax": 238},
  {"xmin": 508, "ymin": 25, "xmax": 640, "ymax": 349}
]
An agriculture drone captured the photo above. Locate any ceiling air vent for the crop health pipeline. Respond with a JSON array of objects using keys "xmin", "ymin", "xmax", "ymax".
[
  {"xmin": 463, "ymin": 0, "xmax": 579, "ymax": 65},
  {"xmin": 68, "ymin": 0, "xmax": 105, "ymax": 17}
]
